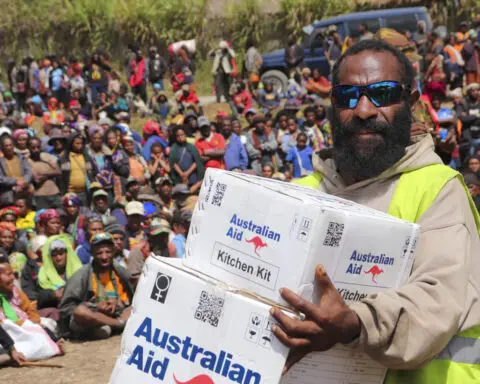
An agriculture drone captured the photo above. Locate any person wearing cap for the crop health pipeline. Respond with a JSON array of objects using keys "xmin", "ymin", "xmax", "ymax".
[
  {"xmin": 27, "ymin": 136, "xmax": 62, "ymax": 210},
  {"xmin": 59, "ymin": 131, "xmax": 98, "ymax": 206},
  {"xmin": 171, "ymin": 211, "xmax": 191, "ymax": 258},
  {"xmin": 462, "ymin": 30, "xmax": 480, "ymax": 85},
  {"xmin": 221, "ymin": 116, "xmax": 248, "ymax": 171},
  {"xmin": 169, "ymin": 126, "xmax": 205, "ymax": 193},
  {"xmin": 141, "ymin": 120, "xmax": 168, "ymax": 162},
  {"xmin": 210, "ymin": 40, "xmax": 237, "ymax": 103},
  {"xmin": 0, "ymin": 135, "xmax": 32, "ymax": 206},
  {"xmin": 195, "ymin": 116, "xmax": 226, "ymax": 170},
  {"xmin": 171, "ymin": 183, "xmax": 198, "ymax": 214},
  {"xmin": 177, "ymin": 84, "xmax": 200, "ymax": 115},
  {"xmin": 75, "ymin": 215, "xmax": 104, "ymax": 265},
  {"xmin": 37, "ymin": 235, "xmax": 82, "ymax": 310},
  {"xmin": 246, "ymin": 114, "xmax": 278, "ymax": 175},
  {"xmin": 91, "ymin": 189, "xmax": 113, "ymax": 225},
  {"xmin": 149, "ymin": 89, "xmax": 172, "ymax": 121},
  {"xmin": 125, "ymin": 201, "xmax": 145, "ymax": 250},
  {"xmin": 105, "ymin": 223, "xmax": 129, "ymax": 268},
  {"xmin": 245, "ymin": 108, "xmax": 257, "ymax": 127},
  {"xmin": 60, "ymin": 232, "xmax": 133, "ymax": 340},
  {"xmin": 257, "ymin": 81, "xmax": 281, "ymax": 113}
]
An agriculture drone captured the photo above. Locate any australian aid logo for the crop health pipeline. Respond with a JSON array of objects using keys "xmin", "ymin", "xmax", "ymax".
[
  {"xmin": 345, "ymin": 250, "xmax": 394, "ymax": 284},
  {"xmin": 226, "ymin": 214, "xmax": 281, "ymax": 256},
  {"xmin": 126, "ymin": 317, "xmax": 262, "ymax": 383}
]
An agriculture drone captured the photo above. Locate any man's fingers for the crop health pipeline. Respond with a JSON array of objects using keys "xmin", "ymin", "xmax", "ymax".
[
  {"xmin": 283, "ymin": 348, "xmax": 311, "ymax": 376},
  {"xmin": 271, "ymin": 323, "xmax": 311, "ymax": 349},
  {"xmin": 315, "ymin": 264, "xmax": 337, "ymax": 297},
  {"xmin": 279, "ymin": 288, "xmax": 322, "ymax": 319},
  {"xmin": 270, "ymin": 308, "xmax": 322, "ymax": 336}
]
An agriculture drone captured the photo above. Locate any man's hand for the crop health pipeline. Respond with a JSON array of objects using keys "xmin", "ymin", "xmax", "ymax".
[
  {"xmin": 9, "ymin": 347, "xmax": 26, "ymax": 366},
  {"xmin": 55, "ymin": 287, "xmax": 64, "ymax": 300},
  {"xmin": 270, "ymin": 265, "xmax": 361, "ymax": 374}
]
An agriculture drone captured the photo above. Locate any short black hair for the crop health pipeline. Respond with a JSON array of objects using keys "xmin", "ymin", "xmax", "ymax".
[
  {"xmin": 332, "ymin": 39, "xmax": 415, "ymax": 89},
  {"xmin": 304, "ymin": 106, "xmax": 316, "ymax": 116}
]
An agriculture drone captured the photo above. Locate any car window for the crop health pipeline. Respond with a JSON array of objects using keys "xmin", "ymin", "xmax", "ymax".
[
  {"xmin": 347, "ymin": 19, "xmax": 381, "ymax": 38},
  {"xmin": 384, "ymin": 14, "xmax": 418, "ymax": 33}
]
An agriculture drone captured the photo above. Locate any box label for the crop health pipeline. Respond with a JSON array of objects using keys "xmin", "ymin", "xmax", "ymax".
[{"xmin": 211, "ymin": 242, "xmax": 280, "ymax": 290}]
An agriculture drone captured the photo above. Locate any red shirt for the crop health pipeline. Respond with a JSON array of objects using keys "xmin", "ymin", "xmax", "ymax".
[
  {"xmin": 179, "ymin": 92, "xmax": 199, "ymax": 104},
  {"xmin": 195, "ymin": 133, "xmax": 226, "ymax": 169}
]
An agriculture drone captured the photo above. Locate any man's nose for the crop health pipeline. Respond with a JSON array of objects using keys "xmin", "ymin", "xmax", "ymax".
[{"xmin": 353, "ymin": 94, "xmax": 379, "ymax": 121}]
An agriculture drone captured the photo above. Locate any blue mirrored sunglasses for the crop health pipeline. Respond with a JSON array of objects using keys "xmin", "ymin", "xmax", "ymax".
[{"xmin": 332, "ymin": 81, "xmax": 409, "ymax": 109}]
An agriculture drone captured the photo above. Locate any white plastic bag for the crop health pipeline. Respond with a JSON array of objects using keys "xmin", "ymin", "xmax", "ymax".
[{"xmin": 0, "ymin": 319, "xmax": 60, "ymax": 361}]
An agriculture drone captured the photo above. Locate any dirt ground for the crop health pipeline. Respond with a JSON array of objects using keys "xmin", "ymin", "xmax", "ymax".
[{"xmin": 0, "ymin": 335, "xmax": 121, "ymax": 384}]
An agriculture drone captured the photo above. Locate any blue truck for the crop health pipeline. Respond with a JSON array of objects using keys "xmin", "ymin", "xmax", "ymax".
[{"xmin": 260, "ymin": 7, "xmax": 432, "ymax": 91}]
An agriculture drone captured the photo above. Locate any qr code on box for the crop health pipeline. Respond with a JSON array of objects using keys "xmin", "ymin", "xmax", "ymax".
[
  {"xmin": 211, "ymin": 182, "xmax": 227, "ymax": 207},
  {"xmin": 194, "ymin": 290, "xmax": 224, "ymax": 327},
  {"xmin": 323, "ymin": 221, "xmax": 345, "ymax": 247}
]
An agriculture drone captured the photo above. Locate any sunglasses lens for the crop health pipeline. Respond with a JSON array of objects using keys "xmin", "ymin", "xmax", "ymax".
[
  {"xmin": 333, "ymin": 85, "xmax": 360, "ymax": 108},
  {"xmin": 367, "ymin": 82, "xmax": 403, "ymax": 107}
]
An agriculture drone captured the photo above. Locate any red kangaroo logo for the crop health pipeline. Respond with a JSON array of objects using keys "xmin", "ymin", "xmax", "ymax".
[
  {"xmin": 174, "ymin": 374, "xmax": 215, "ymax": 384},
  {"xmin": 246, "ymin": 236, "xmax": 268, "ymax": 256},
  {"xmin": 364, "ymin": 265, "xmax": 384, "ymax": 284}
]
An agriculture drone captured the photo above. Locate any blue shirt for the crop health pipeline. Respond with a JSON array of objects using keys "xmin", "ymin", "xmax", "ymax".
[
  {"xmin": 172, "ymin": 233, "xmax": 186, "ymax": 258},
  {"xmin": 286, "ymin": 146, "xmax": 313, "ymax": 178},
  {"xmin": 142, "ymin": 136, "xmax": 169, "ymax": 162},
  {"xmin": 75, "ymin": 242, "xmax": 92, "ymax": 265},
  {"xmin": 224, "ymin": 133, "xmax": 248, "ymax": 170}
]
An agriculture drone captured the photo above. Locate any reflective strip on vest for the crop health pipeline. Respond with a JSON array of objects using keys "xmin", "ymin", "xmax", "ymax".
[{"xmin": 293, "ymin": 164, "xmax": 480, "ymax": 383}]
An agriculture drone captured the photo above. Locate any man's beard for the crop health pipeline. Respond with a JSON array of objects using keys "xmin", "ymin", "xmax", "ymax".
[{"xmin": 332, "ymin": 104, "xmax": 411, "ymax": 181}]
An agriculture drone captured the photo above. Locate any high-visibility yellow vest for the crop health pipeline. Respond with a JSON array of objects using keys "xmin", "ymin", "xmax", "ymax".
[{"xmin": 295, "ymin": 164, "xmax": 480, "ymax": 383}]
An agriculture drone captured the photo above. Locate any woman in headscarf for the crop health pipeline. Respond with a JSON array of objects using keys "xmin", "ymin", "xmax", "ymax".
[
  {"xmin": 62, "ymin": 193, "xmax": 88, "ymax": 246},
  {"xmin": 38, "ymin": 234, "xmax": 82, "ymax": 308},
  {"xmin": 59, "ymin": 131, "xmax": 97, "ymax": 206},
  {"xmin": 122, "ymin": 135, "xmax": 150, "ymax": 186},
  {"xmin": 86, "ymin": 124, "xmax": 114, "ymax": 198},
  {"xmin": 0, "ymin": 222, "xmax": 27, "ymax": 277},
  {"xmin": 12, "ymin": 129, "xmax": 29, "ymax": 156},
  {"xmin": 169, "ymin": 126, "xmax": 204, "ymax": 191},
  {"xmin": 37, "ymin": 209, "xmax": 62, "ymax": 238}
]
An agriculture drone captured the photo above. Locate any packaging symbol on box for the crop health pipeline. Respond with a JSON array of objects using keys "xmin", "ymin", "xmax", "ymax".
[
  {"xmin": 184, "ymin": 169, "xmax": 420, "ymax": 307},
  {"xmin": 110, "ymin": 257, "xmax": 294, "ymax": 384}
]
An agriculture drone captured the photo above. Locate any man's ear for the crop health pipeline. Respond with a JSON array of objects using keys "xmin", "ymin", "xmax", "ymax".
[{"xmin": 409, "ymin": 88, "xmax": 420, "ymax": 110}]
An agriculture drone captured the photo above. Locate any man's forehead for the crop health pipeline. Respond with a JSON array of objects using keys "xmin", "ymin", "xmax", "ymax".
[{"xmin": 338, "ymin": 51, "xmax": 402, "ymax": 85}]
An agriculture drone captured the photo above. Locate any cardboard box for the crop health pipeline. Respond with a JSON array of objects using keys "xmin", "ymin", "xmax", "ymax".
[
  {"xmin": 110, "ymin": 256, "xmax": 293, "ymax": 384},
  {"xmin": 184, "ymin": 169, "xmax": 419, "ymax": 306}
]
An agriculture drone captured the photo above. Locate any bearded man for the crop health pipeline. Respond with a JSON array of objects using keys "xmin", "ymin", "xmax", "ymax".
[{"xmin": 272, "ymin": 40, "xmax": 480, "ymax": 383}]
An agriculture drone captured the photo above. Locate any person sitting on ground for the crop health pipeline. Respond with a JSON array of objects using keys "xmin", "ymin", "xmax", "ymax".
[
  {"xmin": 285, "ymin": 132, "xmax": 314, "ymax": 179},
  {"xmin": 0, "ymin": 322, "xmax": 26, "ymax": 366},
  {"xmin": 20, "ymin": 235, "xmax": 47, "ymax": 302},
  {"xmin": 155, "ymin": 176, "xmax": 175, "ymax": 218},
  {"xmin": 257, "ymin": 81, "xmax": 281, "ymax": 113},
  {"xmin": 124, "ymin": 201, "xmax": 145, "ymax": 250},
  {"xmin": 14, "ymin": 196, "xmax": 35, "ymax": 233},
  {"xmin": 171, "ymin": 184, "xmax": 198, "ymax": 214},
  {"xmin": 122, "ymin": 135, "xmax": 150, "ymax": 187},
  {"xmin": 0, "ymin": 256, "xmax": 64, "ymax": 356},
  {"xmin": 177, "ymin": 84, "xmax": 200, "ymax": 115},
  {"xmin": 59, "ymin": 233, "xmax": 133, "ymax": 340},
  {"xmin": 37, "ymin": 235, "xmax": 82, "ymax": 311},
  {"xmin": 75, "ymin": 215, "xmax": 104, "ymax": 265},
  {"xmin": 0, "ymin": 222, "xmax": 27, "ymax": 271},
  {"xmin": 37, "ymin": 209, "xmax": 62, "ymax": 238},
  {"xmin": 195, "ymin": 116, "xmax": 226, "ymax": 170},
  {"xmin": 149, "ymin": 87, "xmax": 172, "ymax": 121},
  {"xmin": 302, "ymin": 105, "xmax": 328, "ymax": 152},
  {"xmin": 262, "ymin": 163, "xmax": 274, "ymax": 178},
  {"xmin": 305, "ymin": 68, "xmax": 332, "ymax": 100},
  {"xmin": 171, "ymin": 211, "xmax": 191, "ymax": 259},
  {"xmin": 0, "ymin": 135, "xmax": 32, "ymax": 206},
  {"xmin": 246, "ymin": 114, "xmax": 278, "ymax": 175},
  {"xmin": 59, "ymin": 131, "xmax": 98, "ymax": 206},
  {"xmin": 105, "ymin": 223, "xmax": 129, "ymax": 268},
  {"xmin": 12, "ymin": 129, "xmax": 29, "ymax": 157},
  {"xmin": 231, "ymin": 81, "xmax": 253, "ymax": 116},
  {"xmin": 91, "ymin": 189, "xmax": 113, "ymax": 226},
  {"xmin": 142, "ymin": 120, "xmax": 169, "ymax": 163},
  {"xmin": 169, "ymin": 126, "xmax": 204, "ymax": 194},
  {"xmin": 28, "ymin": 136, "xmax": 62, "ymax": 210},
  {"xmin": 147, "ymin": 142, "xmax": 170, "ymax": 184}
]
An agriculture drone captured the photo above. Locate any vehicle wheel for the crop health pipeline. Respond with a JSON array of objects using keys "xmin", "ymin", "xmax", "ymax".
[{"xmin": 261, "ymin": 70, "xmax": 289, "ymax": 94}]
